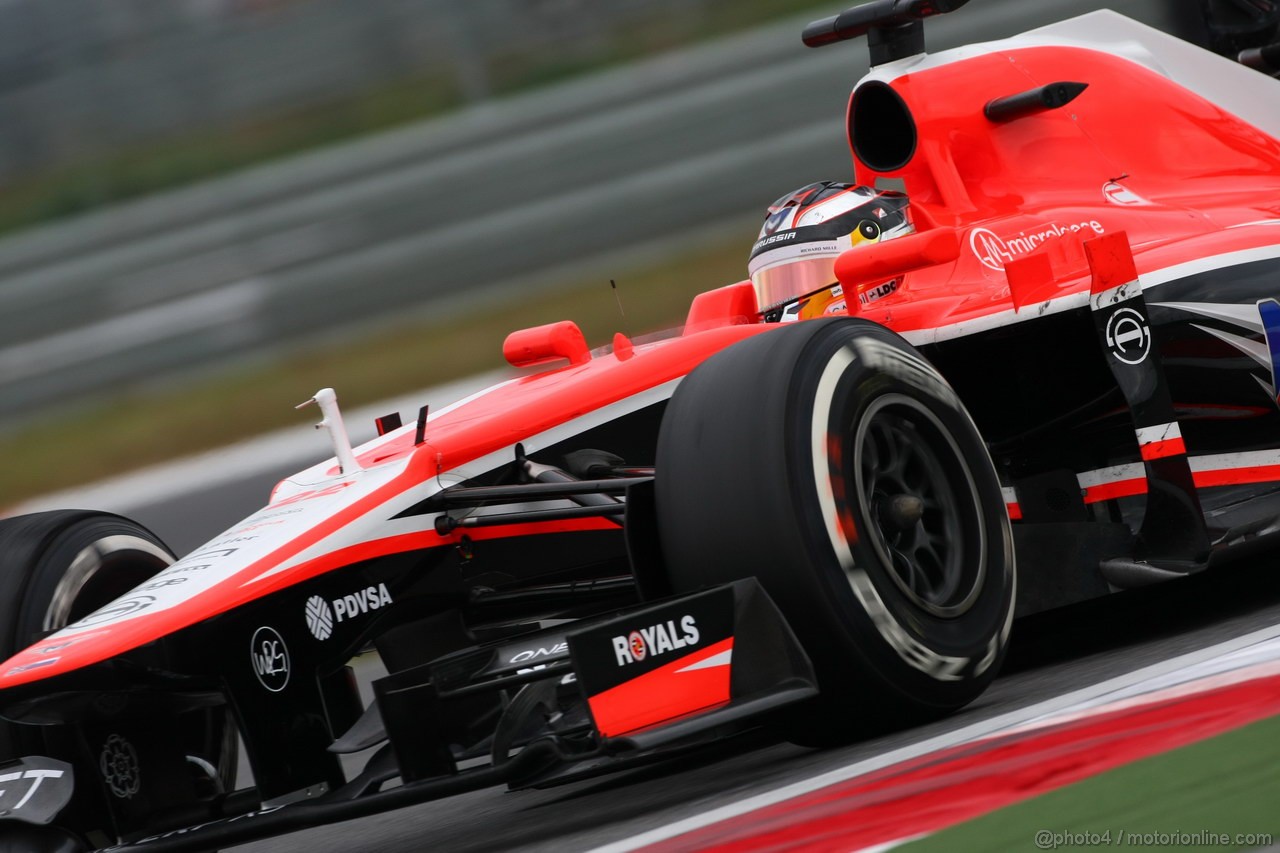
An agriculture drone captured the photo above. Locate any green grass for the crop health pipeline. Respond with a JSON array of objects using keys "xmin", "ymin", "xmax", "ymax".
[
  {"xmin": 902, "ymin": 714, "xmax": 1280, "ymax": 852},
  {"xmin": 0, "ymin": 233, "xmax": 753, "ymax": 508},
  {"xmin": 0, "ymin": 72, "xmax": 465, "ymax": 234},
  {"xmin": 0, "ymin": 0, "xmax": 833, "ymax": 238}
]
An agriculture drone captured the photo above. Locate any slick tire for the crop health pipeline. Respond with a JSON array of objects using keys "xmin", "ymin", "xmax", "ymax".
[
  {"xmin": 656, "ymin": 319, "xmax": 1014, "ymax": 743},
  {"xmin": 0, "ymin": 511, "xmax": 237, "ymax": 826}
]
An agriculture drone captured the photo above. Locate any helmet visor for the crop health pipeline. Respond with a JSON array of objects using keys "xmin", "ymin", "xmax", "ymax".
[{"xmin": 750, "ymin": 253, "xmax": 840, "ymax": 314}]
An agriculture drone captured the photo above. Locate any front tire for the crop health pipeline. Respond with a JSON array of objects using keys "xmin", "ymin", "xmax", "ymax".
[
  {"xmin": 656, "ymin": 319, "xmax": 1014, "ymax": 741},
  {"xmin": 0, "ymin": 511, "xmax": 237, "ymax": 836}
]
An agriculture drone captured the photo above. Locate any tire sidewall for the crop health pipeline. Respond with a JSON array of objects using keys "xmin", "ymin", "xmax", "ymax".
[
  {"xmin": 784, "ymin": 323, "xmax": 1014, "ymax": 705},
  {"xmin": 0, "ymin": 512, "xmax": 239, "ymax": 824},
  {"xmin": 0, "ymin": 512, "xmax": 175, "ymax": 759},
  {"xmin": 6, "ymin": 515, "xmax": 174, "ymax": 656},
  {"xmin": 657, "ymin": 318, "xmax": 1015, "ymax": 723}
]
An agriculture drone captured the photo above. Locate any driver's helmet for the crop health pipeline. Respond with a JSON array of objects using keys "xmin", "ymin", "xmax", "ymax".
[{"xmin": 748, "ymin": 182, "xmax": 913, "ymax": 322}]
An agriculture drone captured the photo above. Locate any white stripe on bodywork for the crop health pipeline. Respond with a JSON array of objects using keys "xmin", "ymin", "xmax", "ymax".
[
  {"xmin": 1189, "ymin": 449, "xmax": 1280, "ymax": 472},
  {"xmin": 675, "ymin": 649, "xmax": 732, "ymax": 673},
  {"xmin": 41, "ymin": 454, "xmax": 418, "ymax": 640},
  {"xmin": 247, "ymin": 378, "xmax": 684, "ymax": 585},
  {"xmin": 1076, "ymin": 463, "xmax": 1144, "ymax": 491},
  {"xmin": 1089, "ymin": 281, "xmax": 1139, "ymax": 311},
  {"xmin": 1134, "ymin": 422, "xmax": 1181, "ymax": 447},
  {"xmin": 899, "ymin": 244, "xmax": 1280, "ymax": 348},
  {"xmin": 1075, "ymin": 450, "xmax": 1280, "ymax": 495},
  {"xmin": 1190, "ymin": 324, "xmax": 1271, "ymax": 370},
  {"xmin": 1228, "ymin": 220, "xmax": 1280, "ymax": 229},
  {"xmin": 1140, "ymin": 244, "xmax": 1280, "ymax": 289},
  {"xmin": 1151, "ymin": 302, "xmax": 1265, "ymax": 334},
  {"xmin": 40, "ymin": 376, "xmax": 684, "ymax": 639}
]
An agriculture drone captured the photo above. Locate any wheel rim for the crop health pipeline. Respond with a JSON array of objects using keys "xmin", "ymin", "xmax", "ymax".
[
  {"xmin": 42, "ymin": 535, "xmax": 173, "ymax": 632},
  {"xmin": 39, "ymin": 528, "xmax": 238, "ymax": 793},
  {"xmin": 852, "ymin": 394, "xmax": 985, "ymax": 618}
]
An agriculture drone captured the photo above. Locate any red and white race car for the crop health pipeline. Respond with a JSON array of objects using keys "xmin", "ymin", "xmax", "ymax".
[{"xmin": 2, "ymin": 2, "xmax": 1279, "ymax": 849}]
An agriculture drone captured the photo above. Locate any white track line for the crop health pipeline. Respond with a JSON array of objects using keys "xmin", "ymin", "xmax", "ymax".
[
  {"xmin": 587, "ymin": 622, "xmax": 1280, "ymax": 853},
  {"xmin": 6, "ymin": 371, "xmax": 506, "ymax": 518}
]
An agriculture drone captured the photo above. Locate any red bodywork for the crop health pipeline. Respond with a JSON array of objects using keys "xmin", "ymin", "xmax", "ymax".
[{"xmin": 842, "ymin": 44, "xmax": 1280, "ymax": 340}]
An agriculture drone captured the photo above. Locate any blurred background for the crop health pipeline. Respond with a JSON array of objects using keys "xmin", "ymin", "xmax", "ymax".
[{"xmin": 0, "ymin": 0, "xmax": 1224, "ymax": 510}]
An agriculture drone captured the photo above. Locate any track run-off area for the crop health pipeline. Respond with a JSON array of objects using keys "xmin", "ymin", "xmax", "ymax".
[{"xmin": 600, "ymin": 624, "xmax": 1280, "ymax": 852}]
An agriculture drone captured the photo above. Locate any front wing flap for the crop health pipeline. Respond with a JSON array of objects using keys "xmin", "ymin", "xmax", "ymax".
[{"xmin": 569, "ymin": 578, "xmax": 817, "ymax": 746}]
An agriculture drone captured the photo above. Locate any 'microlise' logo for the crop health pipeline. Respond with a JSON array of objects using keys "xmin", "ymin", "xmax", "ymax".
[{"xmin": 969, "ymin": 220, "xmax": 1106, "ymax": 271}]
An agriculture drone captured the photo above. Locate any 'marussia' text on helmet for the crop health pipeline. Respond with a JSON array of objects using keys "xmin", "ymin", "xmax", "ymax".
[{"xmin": 748, "ymin": 182, "xmax": 912, "ymax": 321}]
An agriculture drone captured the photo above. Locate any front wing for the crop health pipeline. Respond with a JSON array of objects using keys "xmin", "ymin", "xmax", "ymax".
[{"xmin": 7, "ymin": 579, "xmax": 815, "ymax": 852}]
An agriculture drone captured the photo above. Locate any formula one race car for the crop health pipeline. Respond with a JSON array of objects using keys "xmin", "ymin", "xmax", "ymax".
[{"xmin": 3, "ymin": 2, "xmax": 1280, "ymax": 849}]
